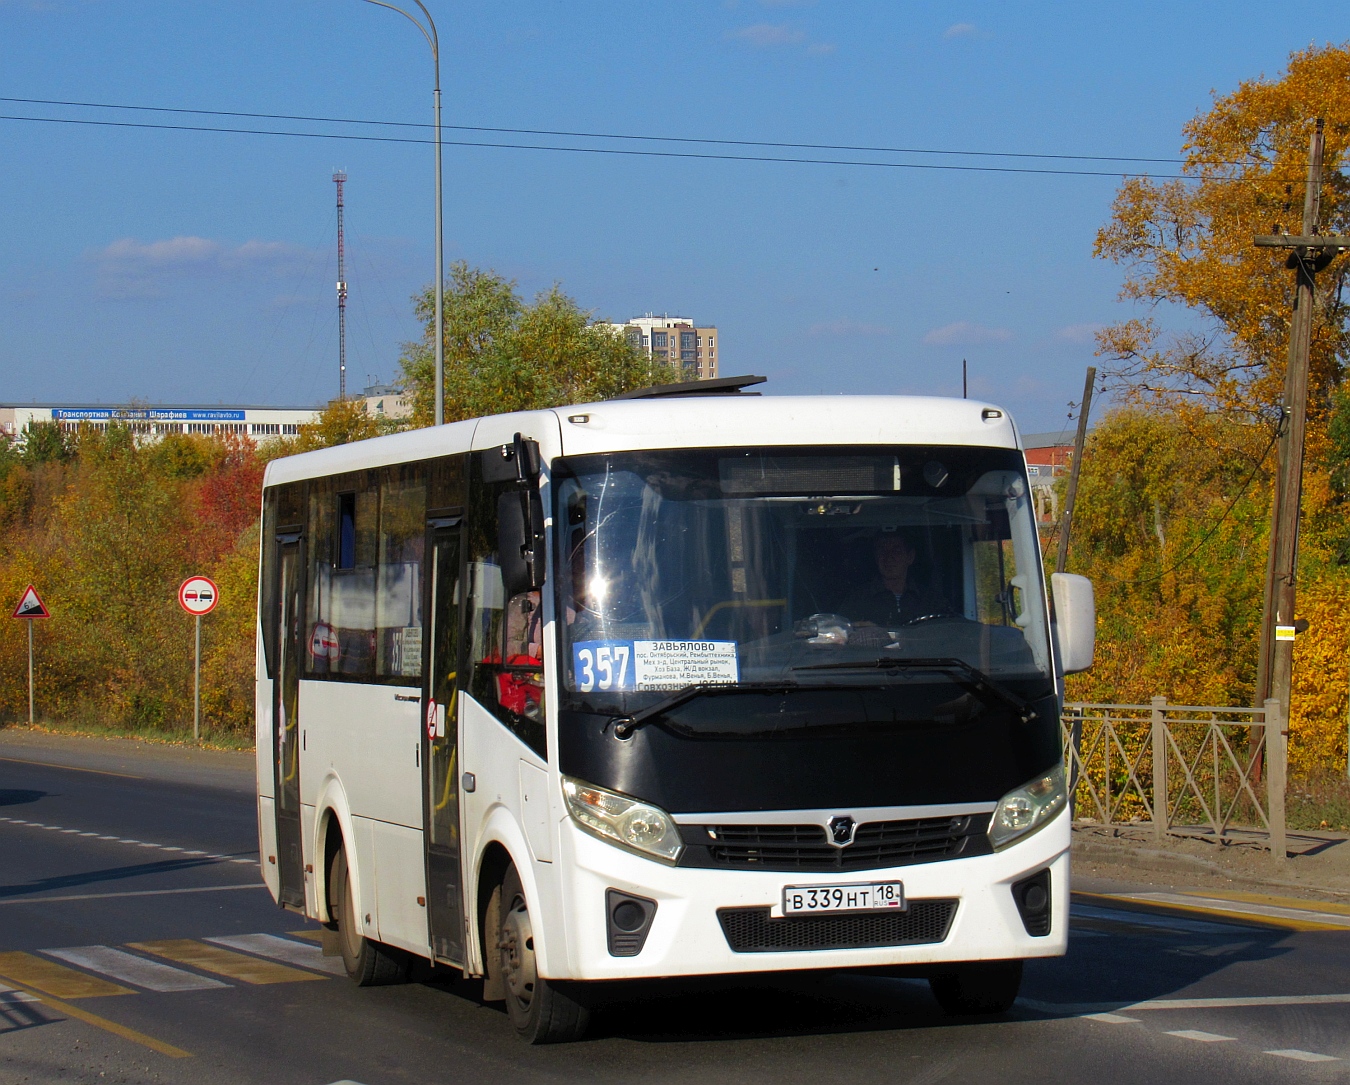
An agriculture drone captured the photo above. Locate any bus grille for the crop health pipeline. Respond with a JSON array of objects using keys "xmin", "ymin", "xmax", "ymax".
[
  {"xmin": 717, "ymin": 900, "xmax": 958, "ymax": 952},
  {"xmin": 686, "ymin": 816, "xmax": 984, "ymax": 872}
]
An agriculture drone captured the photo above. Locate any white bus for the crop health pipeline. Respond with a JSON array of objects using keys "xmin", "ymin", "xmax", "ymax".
[{"xmin": 255, "ymin": 379, "xmax": 1095, "ymax": 1043}]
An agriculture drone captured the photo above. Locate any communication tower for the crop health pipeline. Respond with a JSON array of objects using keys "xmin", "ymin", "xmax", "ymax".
[{"xmin": 334, "ymin": 171, "xmax": 348, "ymax": 399}]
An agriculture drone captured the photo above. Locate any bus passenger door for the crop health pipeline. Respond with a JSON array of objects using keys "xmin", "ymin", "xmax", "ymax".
[
  {"xmin": 273, "ymin": 536, "xmax": 305, "ymax": 909},
  {"xmin": 423, "ymin": 520, "xmax": 464, "ymax": 963}
]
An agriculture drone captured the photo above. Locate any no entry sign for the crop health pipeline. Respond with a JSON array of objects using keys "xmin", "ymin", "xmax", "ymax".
[{"xmin": 178, "ymin": 576, "xmax": 219, "ymax": 616}]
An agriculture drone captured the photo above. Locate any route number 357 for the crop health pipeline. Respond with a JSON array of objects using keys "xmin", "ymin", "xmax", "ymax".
[{"xmin": 576, "ymin": 645, "xmax": 631, "ymax": 692}]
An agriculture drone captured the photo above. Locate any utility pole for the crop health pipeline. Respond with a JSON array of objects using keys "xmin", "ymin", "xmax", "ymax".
[
  {"xmin": 1055, "ymin": 366, "xmax": 1096, "ymax": 573},
  {"xmin": 962, "ymin": 359, "xmax": 968, "ymax": 399},
  {"xmin": 1252, "ymin": 119, "xmax": 1350, "ymax": 730},
  {"xmin": 334, "ymin": 171, "xmax": 348, "ymax": 400}
]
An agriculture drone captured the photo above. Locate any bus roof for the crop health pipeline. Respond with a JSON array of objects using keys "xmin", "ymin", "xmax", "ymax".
[{"xmin": 262, "ymin": 395, "xmax": 1022, "ymax": 487}]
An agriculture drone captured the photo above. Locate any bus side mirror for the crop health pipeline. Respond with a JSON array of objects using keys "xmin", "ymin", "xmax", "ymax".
[
  {"xmin": 499, "ymin": 488, "xmax": 545, "ymax": 596},
  {"xmin": 1050, "ymin": 572, "xmax": 1095, "ymax": 675}
]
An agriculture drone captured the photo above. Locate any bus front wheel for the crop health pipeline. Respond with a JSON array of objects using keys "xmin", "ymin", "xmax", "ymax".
[
  {"xmin": 328, "ymin": 846, "xmax": 409, "ymax": 986},
  {"xmin": 928, "ymin": 960, "xmax": 1023, "ymax": 1015},
  {"xmin": 496, "ymin": 864, "xmax": 591, "ymax": 1043}
]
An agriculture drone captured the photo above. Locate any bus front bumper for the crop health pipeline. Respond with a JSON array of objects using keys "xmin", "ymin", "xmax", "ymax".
[{"xmin": 553, "ymin": 810, "xmax": 1070, "ymax": 981}]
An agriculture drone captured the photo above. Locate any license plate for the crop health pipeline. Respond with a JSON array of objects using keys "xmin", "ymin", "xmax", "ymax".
[{"xmin": 782, "ymin": 881, "xmax": 906, "ymax": 916}]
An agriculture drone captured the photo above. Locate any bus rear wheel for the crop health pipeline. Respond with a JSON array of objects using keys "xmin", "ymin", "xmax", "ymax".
[
  {"xmin": 928, "ymin": 960, "xmax": 1023, "ymax": 1015},
  {"xmin": 497, "ymin": 864, "xmax": 591, "ymax": 1044},
  {"xmin": 328, "ymin": 845, "xmax": 409, "ymax": 986}
]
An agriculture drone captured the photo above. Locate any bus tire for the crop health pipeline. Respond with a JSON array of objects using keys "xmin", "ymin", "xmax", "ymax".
[
  {"xmin": 329, "ymin": 845, "xmax": 409, "ymax": 986},
  {"xmin": 928, "ymin": 960, "xmax": 1023, "ymax": 1015},
  {"xmin": 497, "ymin": 864, "xmax": 591, "ymax": 1044}
]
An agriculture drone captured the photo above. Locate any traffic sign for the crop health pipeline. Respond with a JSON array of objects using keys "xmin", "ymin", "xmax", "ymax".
[
  {"xmin": 12, "ymin": 585, "xmax": 49, "ymax": 620},
  {"xmin": 178, "ymin": 576, "xmax": 219, "ymax": 616}
]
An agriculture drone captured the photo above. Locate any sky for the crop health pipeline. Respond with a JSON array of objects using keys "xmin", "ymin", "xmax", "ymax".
[{"xmin": 1, "ymin": 2, "xmax": 1345, "ymax": 433}]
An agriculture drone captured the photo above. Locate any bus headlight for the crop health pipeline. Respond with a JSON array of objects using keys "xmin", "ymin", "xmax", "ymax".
[
  {"xmin": 562, "ymin": 776, "xmax": 683, "ymax": 863},
  {"xmin": 988, "ymin": 765, "xmax": 1066, "ymax": 850}
]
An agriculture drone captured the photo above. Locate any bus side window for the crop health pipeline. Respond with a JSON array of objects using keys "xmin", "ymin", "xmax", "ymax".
[{"xmin": 465, "ymin": 463, "xmax": 546, "ymax": 757}]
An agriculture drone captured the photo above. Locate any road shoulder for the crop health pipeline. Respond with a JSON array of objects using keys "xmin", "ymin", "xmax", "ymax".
[{"xmin": 0, "ymin": 727, "xmax": 255, "ymax": 794}]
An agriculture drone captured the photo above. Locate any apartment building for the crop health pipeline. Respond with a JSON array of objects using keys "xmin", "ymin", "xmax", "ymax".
[{"xmin": 601, "ymin": 315, "xmax": 719, "ymax": 379}]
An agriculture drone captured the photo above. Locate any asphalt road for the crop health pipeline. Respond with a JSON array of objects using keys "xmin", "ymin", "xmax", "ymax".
[{"xmin": 3, "ymin": 741, "xmax": 1350, "ymax": 1085}]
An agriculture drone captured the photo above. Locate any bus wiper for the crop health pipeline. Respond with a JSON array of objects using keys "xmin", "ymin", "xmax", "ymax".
[
  {"xmin": 790, "ymin": 656, "xmax": 1039, "ymax": 723},
  {"xmin": 610, "ymin": 681, "xmax": 796, "ymax": 739}
]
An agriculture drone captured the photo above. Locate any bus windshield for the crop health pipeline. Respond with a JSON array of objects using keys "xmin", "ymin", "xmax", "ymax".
[{"xmin": 554, "ymin": 445, "xmax": 1051, "ymax": 698}]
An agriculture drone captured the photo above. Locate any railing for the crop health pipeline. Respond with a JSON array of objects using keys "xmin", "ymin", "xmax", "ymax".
[{"xmin": 1062, "ymin": 697, "xmax": 1288, "ymax": 859}]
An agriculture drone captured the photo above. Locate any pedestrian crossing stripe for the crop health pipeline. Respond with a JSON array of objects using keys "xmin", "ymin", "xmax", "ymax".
[
  {"xmin": 0, "ymin": 933, "xmax": 333, "ymax": 998},
  {"xmin": 0, "ymin": 951, "xmax": 133, "ymax": 998},
  {"xmin": 45, "ymin": 946, "xmax": 229, "ymax": 992},
  {"xmin": 129, "ymin": 939, "xmax": 326, "ymax": 985},
  {"xmin": 206, "ymin": 933, "xmax": 346, "ymax": 977}
]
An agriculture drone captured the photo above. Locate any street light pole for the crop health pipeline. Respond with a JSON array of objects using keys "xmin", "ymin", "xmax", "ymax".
[{"xmin": 362, "ymin": 0, "xmax": 445, "ymax": 426}]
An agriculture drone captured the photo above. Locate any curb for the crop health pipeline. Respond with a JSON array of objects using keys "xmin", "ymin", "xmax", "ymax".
[{"xmin": 1072, "ymin": 836, "xmax": 1350, "ymax": 901}]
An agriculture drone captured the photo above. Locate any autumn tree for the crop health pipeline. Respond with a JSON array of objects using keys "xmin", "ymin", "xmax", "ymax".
[
  {"xmin": 400, "ymin": 262, "xmax": 680, "ymax": 425},
  {"xmin": 1093, "ymin": 44, "xmax": 1350, "ymax": 424},
  {"xmin": 1075, "ymin": 43, "xmax": 1350, "ymax": 775}
]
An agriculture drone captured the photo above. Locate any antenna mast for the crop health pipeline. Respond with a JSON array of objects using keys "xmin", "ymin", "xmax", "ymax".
[{"xmin": 333, "ymin": 171, "xmax": 348, "ymax": 399}]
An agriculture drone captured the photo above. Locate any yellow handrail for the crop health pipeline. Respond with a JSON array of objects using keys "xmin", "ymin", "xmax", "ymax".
[{"xmin": 692, "ymin": 599, "xmax": 787, "ymax": 639}]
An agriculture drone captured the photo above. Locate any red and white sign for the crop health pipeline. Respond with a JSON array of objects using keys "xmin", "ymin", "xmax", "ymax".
[
  {"xmin": 11, "ymin": 585, "xmax": 49, "ymax": 620},
  {"xmin": 309, "ymin": 621, "xmax": 340, "ymax": 660},
  {"xmin": 178, "ymin": 576, "xmax": 219, "ymax": 616}
]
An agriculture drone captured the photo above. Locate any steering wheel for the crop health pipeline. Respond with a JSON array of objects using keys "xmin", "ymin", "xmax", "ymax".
[{"xmin": 904, "ymin": 611, "xmax": 959, "ymax": 626}]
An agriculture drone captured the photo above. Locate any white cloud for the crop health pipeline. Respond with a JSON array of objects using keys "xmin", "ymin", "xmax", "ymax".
[
  {"xmin": 1056, "ymin": 322, "xmax": 1105, "ymax": 344},
  {"xmin": 807, "ymin": 319, "xmax": 892, "ymax": 337},
  {"xmin": 87, "ymin": 236, "xmax": 314, "ymax": 299},
  {"xmin": 922, "ymin": 321, "xmax": 1014, "ymax": 346},
  {"xmin": 727, "ymin": 22, "xmax": 806, "ymax": 47},
  {"xmin": 942, "ymin": 22, "xmax": 980, "ymax": 39},
  {"xmin": 806, "ymin": 41, "xmax": 837, "ymax": 55}
]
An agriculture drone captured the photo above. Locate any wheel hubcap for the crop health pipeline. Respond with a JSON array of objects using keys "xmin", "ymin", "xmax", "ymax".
[{"xmin": 500, "ymin": 894, "xmax": 537, "ymax": 1003}]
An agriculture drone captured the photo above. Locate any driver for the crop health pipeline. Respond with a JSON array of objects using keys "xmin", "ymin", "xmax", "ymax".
[{"xmin": 839, "ymin": 530, "xmax": 949, "ymax": 629}]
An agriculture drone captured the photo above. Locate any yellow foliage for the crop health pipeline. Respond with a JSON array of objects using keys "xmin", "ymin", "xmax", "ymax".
[
  {"xmin": 1289, "ymin": 575, "xmax": 1350, "ymax": 775},
  {"xmin": 1094, "ymin": 43, "xmax": 1350, "ymax": 423}
]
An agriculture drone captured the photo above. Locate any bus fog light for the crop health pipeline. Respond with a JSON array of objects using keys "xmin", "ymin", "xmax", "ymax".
[
  {"xmin": 563, "ymin": 776, "xmax": 683, "ymax": 863},
  {"xmin": 988, "ymin": 766, "xmax": 1066, "ymax": 850}
]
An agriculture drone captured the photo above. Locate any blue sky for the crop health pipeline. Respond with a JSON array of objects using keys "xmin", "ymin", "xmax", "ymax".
[{"xmin": 1, "ymin": 2, "xmax": 1343, "ymax": 432}]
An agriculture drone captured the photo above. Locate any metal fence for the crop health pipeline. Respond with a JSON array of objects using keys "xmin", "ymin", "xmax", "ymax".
[{"xmin": 1062, "ymin": 697, "xmax": 1288, "ymax": 859}]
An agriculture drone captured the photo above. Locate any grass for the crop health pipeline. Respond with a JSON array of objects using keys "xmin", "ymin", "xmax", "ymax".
[
  {"xmin": 1287, "ymin": 772, "xmax": 1350, "ymax": 833},
  {"xmin": 0, "ymin": 717, "xmax": 255, "ymax": 753}
]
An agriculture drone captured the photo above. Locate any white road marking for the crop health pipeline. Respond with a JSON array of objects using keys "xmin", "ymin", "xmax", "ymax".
[
  {"xmin": 0, "ymin": 816, "xmax": 257, "ymax": 865},
  {"xmin": 1167, "ymin": 1030, "xmax": 1235, "ymax": 1043},
  {"xmin": 0, "ymin": 984, "xmax": 41, "ymax": 1005},
  {"xmin": 205, "ymin": 934, "xmax": 346, "ymax": 976},
  {"xmin": 1084, "ymin": 1012, "xmax": 1140, "ymax": 1023},
  {"xmin": 1117, "ymin": 892, "xmax": 1350, "ymax": 930},
  {"xmin": 1265, "ymin": 1050, "xmax": 1340, "ymax": 1063},
  {"xmin": 1071, "ymin": 903, "xmax": 1237, "ymax": 934},
  {"xmin": 0, "ymin": 885, "xmax": 265, "ymax": 905},
  {"xmin": 45, "ymin": 946, "xmax": 228, "ymax": 992},
  {"xmin": 1023, "ymin": 993, "xmax": 1350, "ymax": 1014}
]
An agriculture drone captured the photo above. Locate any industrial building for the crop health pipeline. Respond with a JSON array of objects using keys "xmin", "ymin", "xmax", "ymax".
[{"xmin": 0, "ymin": 403, "xmax": 319, "ymax": 441}]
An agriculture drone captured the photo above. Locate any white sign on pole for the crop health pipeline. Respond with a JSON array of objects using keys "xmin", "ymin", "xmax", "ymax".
[
  {"xmin": 178, "ymin": 576, "xmax": 219, "ymax": 616},
  {"xmin": 179, "ymin": 576, "xmax": 218, "ymax": 744}
]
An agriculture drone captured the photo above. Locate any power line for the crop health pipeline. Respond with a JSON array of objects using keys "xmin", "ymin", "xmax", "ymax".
[
  {"xmin": 0, "ymin": 111, "xmax": 1238, "ymax": 180},
  {"xmin": 1104, "ymin": 424, "xmax": 1280, "ymax": 586},
  {"xmin": 0, "ymin": 93, "xmax": 1188, "ymax": 166}
]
